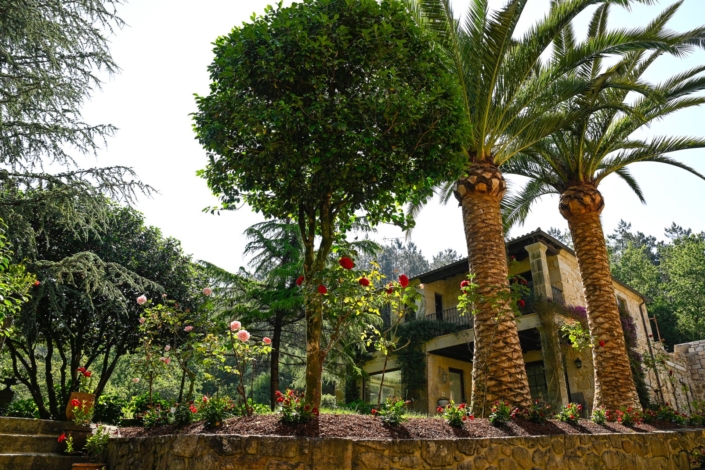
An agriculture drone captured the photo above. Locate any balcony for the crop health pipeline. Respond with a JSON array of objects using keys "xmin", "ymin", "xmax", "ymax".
[{"xmin": 425, "ymin": 307, "xmax": 471, "ymax": 328}]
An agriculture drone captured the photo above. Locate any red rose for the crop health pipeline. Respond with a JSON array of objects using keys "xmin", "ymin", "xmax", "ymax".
[
  {"xmin": 296, "ymin": 276, "xmax": 304, "ymax": 286},
  {"xmin": 33, "ymin": 280, "xmax": 41, "ymax": 287},
  {"xmin": 460, "ymin": 280, "xmax": 470, "ymax": 288},
  {"xmin": 189, "ymin": 405, "xmax": 198, "ymax": 413},
  {"xmin": 339, "ymin": 257, "xmax": 355, "ymax": 270},
  {"xmin": 359, "ymin": 277, "xmax": 370, "ymax": 287},
  {"xmin": 275, "ymin": 390, "xmax": 283, "ymax": 397},
  {"xmin": 385, "ymin": 283, "xmax": 394, "ymax": 294},
  {"xmin": 83, "ymin": 370, "xmax": 92, "ymax": 378},
  {"xmin": 462, "ymin": 416, "xmax": 467, "ymax": 421},
  {"xmin": 71, "ymin": 399, "xmax": 80, "ymax": 408},
  {"xmin": 458, "ymin": 403, "xmax": 466, "ymax": 410},
  {"xmin": 277, "ymin": 396, "xmax": 284, "ymax": 403},
  {"xmin": 77, "ymin": 367, "xmax": 86, "ymax": 373},
  {"xmin": 58, "ymin": 433, "xmax": 66, "ymax": 443},
  {"xmin": 312, "ymin": 408, "xmax": 319, "ymax": 416},
  {"xmin": 399, "ymin": 274, "xmax": 409, "ymax": 288},
  {"xmin": 437, "ymin": 406, "xmax": 443, "ymax": 413},
  {"xmin": 599, "ymin": 340, "xmax": 605, "ymax": 347},
  {"xmin": 517, "ymin": 299, "xmax": 526, "ymax": 308},
  {"xmin": 469, "ymin": 415, "xmax": 475, "ymax": 420},
  {"xmin": 371, "ymin": 409, "xmax": 377, "ymax": 415},
  {"xmin": 317, "ymin": 284, "xmax": 327, "ymax": 294}
]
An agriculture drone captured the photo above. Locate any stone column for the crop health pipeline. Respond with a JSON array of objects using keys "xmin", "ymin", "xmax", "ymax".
[
  {"xmin": 525, "ymin": 242, "xmax": 552, "ymax": 299},
  {"xmin": 525, "ymin": 242, "xmax": 570, "ymax": 407}
]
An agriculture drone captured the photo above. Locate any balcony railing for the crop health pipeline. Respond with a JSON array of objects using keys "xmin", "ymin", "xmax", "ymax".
[{"xmin": 425, "ymin": 307, "xmax": 471, "ymax": 328}]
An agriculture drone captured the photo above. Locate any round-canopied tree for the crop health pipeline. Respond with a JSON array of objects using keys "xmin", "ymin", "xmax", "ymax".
[{"xmin": 193, "ymin": 0, "xmax": 467, "ymax": 407}]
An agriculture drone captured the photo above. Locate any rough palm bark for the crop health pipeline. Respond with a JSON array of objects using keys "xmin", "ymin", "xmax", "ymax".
[
  {"xmin": 559, "ymin": 185, "xmax": 641, "ymax": 410},
  {"xmin": 456, "ymin": 162, "xmax": 532, "ymax": 417}
]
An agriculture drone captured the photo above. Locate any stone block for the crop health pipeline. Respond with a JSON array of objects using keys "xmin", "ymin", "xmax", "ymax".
[
  {"xmin": 310, "ymin": 438, "xmax": 352, "ymax": 470},
  {"xmin": 258, "ymin": 437, "xmax": 298, "ymax": 458},
  {"xmin": 600, "ymin": 451, "xmax": 622, "ymax": 469},
  {"xmin": 267, "ymin": 461, "xmax": 310, "ymax": 470},
  {"xmin": 510, "ymin": 447, "xmax": 531, "ymax": 469},
  {"xmin": 421, "ymin": 440, "xmax": 455, "ymax": 467},
  {"xmin": 171, "ymin": 435, "xmax": 200, "ymax": 458},
  {"xmin": 357, "ymin": 452, "xmax": 390, "ymax": 469}
]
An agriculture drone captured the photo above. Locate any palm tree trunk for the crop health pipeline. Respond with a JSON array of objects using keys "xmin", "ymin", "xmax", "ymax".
[
  {"xmin": 560, "ymin": 185, "xmax": 640, "ymax": 410},
  {"xmin": 456, "ymin": 162, "xmax": 531, "ymax": 417}
]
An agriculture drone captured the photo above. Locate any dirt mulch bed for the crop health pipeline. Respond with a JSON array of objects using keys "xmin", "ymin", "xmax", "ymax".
[{"xmin": 118, "ymin": 414, "xmax": 691, "ymax": 440}]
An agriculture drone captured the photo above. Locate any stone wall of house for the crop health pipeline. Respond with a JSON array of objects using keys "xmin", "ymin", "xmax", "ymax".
[
  {"xmin": 425, "ymin": 354, "xmax": 472, "ymax": 414},
  {"xmin": 547, "ymin": 251, "xmax": 585, "ymax": 307},
  {"xmin": 675, "ymin": 339, "xmax": 705, "ymax": 403},
  {"xmin": 107, "ymin": 429, "xmax": 705, "ymax": 470}
]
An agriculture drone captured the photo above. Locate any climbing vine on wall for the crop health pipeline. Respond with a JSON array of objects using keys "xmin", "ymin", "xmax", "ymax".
[{"xmin": 396, "ymin": 319, "xmax": 463, "ymax": 399}]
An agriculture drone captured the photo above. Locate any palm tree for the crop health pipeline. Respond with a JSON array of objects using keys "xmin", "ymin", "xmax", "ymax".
[
  {"xmin": 405, "ymin": 0, "xmax": 687, "ymax": 415},
  {"xmin": 502, "ymin": 2, "xmax": 705, "ymax": 411}
]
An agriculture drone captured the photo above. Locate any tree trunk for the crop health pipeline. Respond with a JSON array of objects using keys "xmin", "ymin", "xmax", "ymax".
[
  {"xmin": 455, "ymin": 162, "xmax": 531, "ymax": 417},
  {"xmin": 304, "ymin": 298, "xmax": 323, "ymax": 408},
  {"xmin": 560, "ymin": 185, "xmax": 641, "ymax": 410},
  {"xmin": 270, "ymin": 312, "xmax": 283, "ymax": 410}
]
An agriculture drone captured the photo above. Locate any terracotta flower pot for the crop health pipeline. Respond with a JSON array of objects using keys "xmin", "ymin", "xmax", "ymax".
[
  {"xmin": 66, "ymin": 392, "xmax": 96, "ymax": 421},
  {"xmin": 71, "ymin": 464, "xmax": 106, "ymax": 470}
]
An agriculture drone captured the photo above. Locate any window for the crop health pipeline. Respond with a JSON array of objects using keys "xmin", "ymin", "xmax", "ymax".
[
  {"xmin": 366, "ymin": 370, "xmax": 402, "ymax": 403},
  {"xmin": 616, "ymin": 296, "xmax": 627, "ymax": 312},
  {"xmin": 448, "ymin": 368, "xmax": 466, "ymax": 403},
  {"xmin": 525, "ymin": 361, "xmax": 548, "ymax": 398},
  {"xmin": 435, "ymin": 294, "xmax": 443, "ymax": 320}
]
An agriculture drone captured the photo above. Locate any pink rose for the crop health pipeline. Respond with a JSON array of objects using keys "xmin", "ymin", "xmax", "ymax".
[
  {"xmin": 237, "ymin": 329, "xmax": 251, "ymax": 342},
  {"xmin": 139, "ymin": 317, "xmax": 145, "ymax": 324},
  {"xmin": 162, "ymin": 293, "xmax": 167, "ymax": 298},
  {"xmin": 230, "ymin": 320, "xmax": 241, "ymax": 331},
  {"xmin": 132, "ymin": 378, "xmax": 140, "ymax": 383},
  {"xmin": 419, "ymin": 283, "xmax": 424, "ymax": 290},
  {"xmin": 203, "ymin": 287, "xmax": 213, "ymax": 296},
  {"xmin": 136, "ymin": 295, "xmax": 147, "ymax": 305},
  {"xmin": 165, "ymin": 345, "xmax": 171, "ymax": 351},
  {"xmin": 263, "ymin": 337, "xmax": 272, "ymax": 345},
  {"xmin": 184, "ymin": 326, "xmax": 193, "ymax": 332},
  {"xmin": 160, "ymin": 357, "xmax": 171, "ymax": 365}
]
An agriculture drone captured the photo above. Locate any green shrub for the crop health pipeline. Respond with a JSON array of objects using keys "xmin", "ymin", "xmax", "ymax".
[
  {"xmin": 127, "ymin": 393, "xmax": 169, "ymax": 424},
  {"xmin": 93, "ymin": 394, "xmax": 126, "ymax": 425},
  {"xmin": 247, "ymin": 398, "xmax": 270, "ymax": 415},
  {"xmin": 320, "ymin": 394, "xmax": 337, "ymax": 409},
  {"xmin": 518, "ymin": 399, "xmax": 551, "ymax": 424},
  {"xmin": 436, "ymin": 400, "xmax": 469, "ymax": 428},
  {"xmin": 555, "ymin": 403, "xmax": 582, "ymax": 425},
  {"xmin": 277, "ymin": 389, "xmax": 315, "ymax": 425},
  {"xmin": 5, "ymin": 398, "xmax": 38, "ymax": 418},
  {"xmin": 371, "ymin": 397, "xmax": 408, "ymax": 426},
  {"xmin": 591, "ymin": 407, "xmax": 607, "ymax": 424},
  {"xmin": 488, "ymin": 401, "xmax": 513, "ymax": 427},
  {"xmin": 141, "ymin": 405, "xmax": 170, "ymax": 429},
  {"xmin": 340, "ymin": 399, "xmax": 373, "ymax": 415},
  {"xmin": 172, "ymin": 402, "xmax": 198, "ymax": 426},
  {"xmin": 199, "ymin": 396, "xmax": 236, "ymax": 428}
]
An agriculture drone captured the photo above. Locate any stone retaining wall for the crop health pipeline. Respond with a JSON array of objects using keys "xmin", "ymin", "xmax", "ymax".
[
  {"xmin": 675, "ymin": 339, "xmax": 705, "ymax": 403},
  {"xmin": 107, "ymin": 428, "xmax": 705, "ymax": 470}
]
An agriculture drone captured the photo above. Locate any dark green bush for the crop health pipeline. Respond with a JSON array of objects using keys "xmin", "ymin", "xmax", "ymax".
[
  {"xmin": 5, "ymin": 398, "xmax": 39, "ymax": 418},
  {"xmin": 93, "ymin": 394, "xmax": 126, "ymax": 425}
]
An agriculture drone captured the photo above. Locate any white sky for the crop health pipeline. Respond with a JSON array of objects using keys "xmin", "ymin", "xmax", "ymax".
[{"xmin": 81, "ymin": 0, "xmax": 705, "ymax": 273}]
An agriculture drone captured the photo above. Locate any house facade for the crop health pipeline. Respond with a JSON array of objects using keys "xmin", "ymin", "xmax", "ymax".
[{"xmin": 358, "ymin": 229, "xmax": 703, "ymax": 415}]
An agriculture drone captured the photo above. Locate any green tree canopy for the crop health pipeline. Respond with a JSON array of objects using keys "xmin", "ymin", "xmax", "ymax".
[{"xmin": 193, "ymin": 0, "xmax": 467, "ymax": 407}]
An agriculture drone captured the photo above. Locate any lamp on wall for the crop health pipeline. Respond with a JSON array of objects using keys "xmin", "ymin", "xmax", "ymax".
[
  {"xmin": 574, "ymin": 358, "xmax": 583, "ymax": 369},
  {"xmin": 441, "ymin": 370, "xmax": 448, "ymax": 383}
]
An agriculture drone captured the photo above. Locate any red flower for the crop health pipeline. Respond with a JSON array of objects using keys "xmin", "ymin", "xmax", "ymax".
[
  {"xmin": 77, "ymin": 367, "xmax": 86, "ymax": 374},
  {"xmin": 275, "ymin": 390, "xmax": 283, "ymax": 397},
  {"xmin": 437, "ymin": 406, "xmax": 444, "ymax": 413},
  {"xmin": 339, "ymin": 257, "xmax": 355, "ymax": 270},
  {"xmin": 399, "ymin": 274, "xmax": 409, "ymax": 288},
  {"xmin": 458, "ymin": 403, "xmax": 466, "ymax": 410},
  {"xmin": 58, "ymin": 433, "xmax": 66, "ymax": 443},
  {"xmin": 517, "ymin": 299, "xmax": 526, "ymax": 308},
  {"xmin": 460, "ymin": 280, "xmax": 470, "ymax": 288},
  {"xmin": 469, "ymin": 415, "xmax": 475, "ymax": 420},
  {"xmin": 312, "ymin": 408, "xmax": 319, "ymax": 416},
  {"xmin": 202, "ymin": 396, "xmax": 209, "ymax": 402},
  {"xmin": 462, "ymin": 416, "xmax": 467, "ymax": 421},
  {"xmin": 83, "ymin": 370, "xmax": 92, "ymax": 378},
  {"xmin": 33, "ymin": 280, "xmax": 41, "ymax": 287},
  {"xmin": 385, "ymin": 283, "xmax": 394, "ymax": 294},
  {"xmin": 296, "ymin": 276, "xmax": 304, "ymax": 286},
  {"xmin": 599, "ymin": 340, "xmax": 605, "ymax": 347},
  {"xmin": 317, "ymin": 284, "xmax": 327, "ymax": 294},
  {"xmin": 71, "ymin": 399, "xmax": 80, "ymax": 408},
  {"xmin": 189, "ymin": 405, "xmax": 198, "ymax": 413},
  {"xmin": 359, "ymin": 278, "xmax": 370, "ymax": 287},
  {"xmin": 371, "ymin": 409, "xmax": 377, "ymax": 415}
]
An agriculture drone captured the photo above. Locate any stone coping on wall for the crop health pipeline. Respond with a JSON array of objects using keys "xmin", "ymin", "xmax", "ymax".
[{"xmin": 107, "ymin": 428, "xmax": 705, "ymax": 470}]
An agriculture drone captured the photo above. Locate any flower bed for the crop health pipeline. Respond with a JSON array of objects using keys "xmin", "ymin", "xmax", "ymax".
[{"xmin": 118, "ymin": 413, "xmax": 691, "ymax": 440}]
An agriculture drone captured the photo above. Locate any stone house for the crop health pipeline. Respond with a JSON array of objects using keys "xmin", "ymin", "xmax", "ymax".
[{"xmin": 358, "ymin": 229, "xmax": 704, "ymax": 415}]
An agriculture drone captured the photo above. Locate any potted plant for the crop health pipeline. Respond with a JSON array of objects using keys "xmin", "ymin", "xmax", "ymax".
[{"xmin": 66, "ymin": 367, "xmax": 96, "ymax": 421}]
